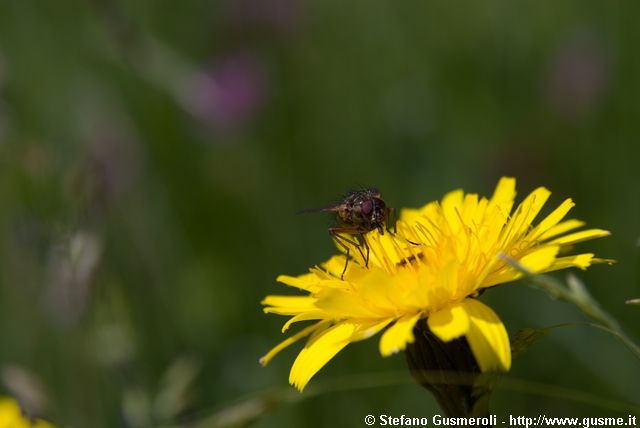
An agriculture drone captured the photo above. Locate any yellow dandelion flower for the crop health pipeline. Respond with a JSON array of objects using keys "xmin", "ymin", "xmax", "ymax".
[
  {"xmin": 0, "ymin": 397, "xmax": 54, "ymax": 428},
  {"xmin": 261, "ymin": 177, "xmax": 612, "ymax": 391}
]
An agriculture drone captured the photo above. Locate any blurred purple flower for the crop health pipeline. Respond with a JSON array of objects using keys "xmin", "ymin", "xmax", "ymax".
[
  {"xmin": 544, "ymin": 30, "xmax": 612, "ymax": 120},
  {"xmin": 186, "ymin": 53, "xmax": 268, "ymax": 131}
]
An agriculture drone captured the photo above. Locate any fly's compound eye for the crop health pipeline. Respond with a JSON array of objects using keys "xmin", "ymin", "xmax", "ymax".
[{"xmin": 361, "ymin": 200, "xmax": 374, "ymax": 217}]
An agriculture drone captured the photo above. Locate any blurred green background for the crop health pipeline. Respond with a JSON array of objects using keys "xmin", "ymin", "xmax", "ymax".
[{"xmin": 0, "ymin": 1, "xmax": 638, "ymax": 426}]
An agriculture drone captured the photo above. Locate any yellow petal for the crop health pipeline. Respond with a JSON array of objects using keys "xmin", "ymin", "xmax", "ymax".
[
  {"xmin": 277, "ymin": 273, "xmax": 320, "ymax": 292},
  {"xmin": 550, "ymin": 253, "xmax": 594, "ymax": 271},
  {"xmin": 262, "ymin": 296, "xmax": 317, "ymax": 315},
  {"xmin": 481, "ymin": 246, "xmax": 560, "ymax": 287},
  {"xmin": 428, "ymin": 300, "xmax": 510, "ymax": 372},
  {"xmin": 527, "ymin": 198, "xmax": 575, "ymax": 241},
  {"xmin": 539, "ymin": 219, "xmax": 585, "ymax": 241},
  {"xmin": 0, "ymin": 397, "xmax": 22, "ymax": 422},
  {"xmin": 321, "ymin": 255, "xmax": 351, "ymax": 278},
  {"xmin": 289, "ymin": 323, "xmax": 357, "ymax": 391},
  {"xmin": 399, "ymin": 207, "xmax": 423, "ymax": 225},
  {"xmin": 361, "ymin": 233, "xmax": 398, "ymax": 271},
  {"xmin": 352, "ymin": 319, "xmax": 393, "ymax": 342},
  {"xmin": 259, "ymin": 321, "xmax": 329, "ymax": 366},
  {"xmin": 481, "ymin": 266, "xmax": 520, "ymax": 288},
  {"xmin": 427, "ymin": 303, "xmax": 470, "ymax": 341},
  {"xmin": 461, "ymin": 193, "xmax": 479, "ymax": 223},
  {"xmin": 502, "ymin": 187, "xmax": 551, "ymax": 244},
  {"xmin": 521, "ymin": 187, "xmax": 552, "ymax": 223},
  {"xmin": 315, "ymin": 289, "xmax": 385, "ymax": 318},
  {"xmin": 490, "ymin": 177, "xmax": 516, "ymax": 205},
  {"xmin": 518, "ymin": 245, "xmax": 560, "ymax": 272},
  {"xmin": 379, "ymin": 312, "xmax": 421, "ymax": 356},
  {"xmin": 442, "ymin": 189, "xmax": 465, "ymax": 232},
  {"xmin": 463, "ymin": 299, "xmax": 511, "ymax": 372},
  {"xmin": 545, "ymin": 229, "xmax": 611, "ymax": 246},
  {"xmin": 281, "ymin": 311, "xmax": 326, "ymax": 332},
  {"xmin": 544, "ymin": 254, "xmax": 615, "ymax": 271}
]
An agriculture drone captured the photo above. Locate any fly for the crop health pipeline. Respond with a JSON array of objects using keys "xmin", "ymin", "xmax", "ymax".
[{"xmin": 300, "ymin": 188, "xmax": 394, "ymax": 279}]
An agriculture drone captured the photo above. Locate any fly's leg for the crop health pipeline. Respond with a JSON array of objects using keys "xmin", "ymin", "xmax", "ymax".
[
  {"xmin": 329, "ymin": 227, "xmax": 368, "ymax": 279},
  {"xmin": 387, "ymin": 207, "xmax": 397, "ymax": 234},
  {"xmin": 329, "ymin": 232, "xmax": 353, "ymax": 280},
  {"xmin": 365, "ymin": 239, "xmax": 370, "ymax": 267},
  {"xmin": 359, "ymin": 234, "xmax": 371, "ymax": 268},
  {"xmin": 341, "ymin": 247, "xmax": 350, "ymax": 280},
  {"xmin": 329, "ymin": 227, "xmax": 367, "ymax": 261},
  {"xmin": 384, "ymin": 207, "xmax": 420, "ymax": 246}
]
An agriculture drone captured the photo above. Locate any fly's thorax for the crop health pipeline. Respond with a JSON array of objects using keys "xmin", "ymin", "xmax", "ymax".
[{"xmin": 337, "ymin": 205, "xmax": 351, "ymax": 223}]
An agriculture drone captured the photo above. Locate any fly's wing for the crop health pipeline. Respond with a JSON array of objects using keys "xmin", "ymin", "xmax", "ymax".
[{"xmin": 296, "ymin": 203, "xmax": 344, "ymax": 215}]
